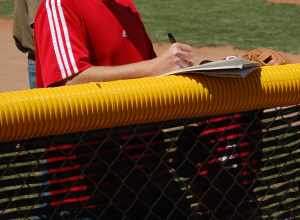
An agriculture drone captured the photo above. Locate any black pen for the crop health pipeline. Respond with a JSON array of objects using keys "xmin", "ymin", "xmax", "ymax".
[{"xmin": 167, "ymin": 32, "xmax": 176, "ymax": 44}]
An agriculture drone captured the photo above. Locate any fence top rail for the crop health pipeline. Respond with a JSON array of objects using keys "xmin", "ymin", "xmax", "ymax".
[{"xmin": 1, "ymin": 64, "xmax": 300, "ymax": 142}]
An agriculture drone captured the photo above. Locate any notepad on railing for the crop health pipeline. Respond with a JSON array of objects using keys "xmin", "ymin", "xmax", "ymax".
[{"xmin": 165, "ymin": 57, "xmax": 260, "ymax": 78}]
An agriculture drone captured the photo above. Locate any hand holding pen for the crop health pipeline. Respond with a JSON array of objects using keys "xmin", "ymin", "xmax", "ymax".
[
  {"xmin": 167, "ymin": 32, "xmax": 194, "ymax": 68},
  {"xmin": 148, "ymin": 32, "xmax": 194, "ymax": 75}
]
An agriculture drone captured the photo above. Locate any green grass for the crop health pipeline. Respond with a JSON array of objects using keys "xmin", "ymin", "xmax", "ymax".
[
  {"xmin": 135, "ymin": 0, "xmax": 300, "ymax": 53},
  {"xmin": 0, "ymin": 0, "xmax": 13, "ymax": 17}
]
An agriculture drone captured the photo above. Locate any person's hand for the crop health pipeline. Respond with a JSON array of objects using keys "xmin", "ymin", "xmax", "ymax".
[{"xmin": 150, "ymin": 43, "xmax": 194, "ymax": 76}]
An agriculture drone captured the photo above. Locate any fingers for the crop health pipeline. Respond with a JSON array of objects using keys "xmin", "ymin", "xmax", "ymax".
[
  {"xmin": 172, "ymin": 42, "xmax": 193, "ymax": 52},
  {"xmin": 175, "ymin": 57, "xmax": 193, "ymax": 69},
  {"xmin": 151, "ymin": 42, "xmax": 194, "ymax": 75},
  {"xmin": 170, "ymin": 43, "xmax": 194, "ymax": 67},
  {"xmin": 174, "ymin": 50, "xmax": 193, "ymax": 61}
]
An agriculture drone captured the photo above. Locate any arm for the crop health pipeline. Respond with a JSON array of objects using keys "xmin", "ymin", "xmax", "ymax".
[
  {"xmin": 66, "ymin": 59, "xmax": 155, "ymax": 85},
  {"xmin": 67, "ymin": 42, "xmax": 194, "ymax": 85}
]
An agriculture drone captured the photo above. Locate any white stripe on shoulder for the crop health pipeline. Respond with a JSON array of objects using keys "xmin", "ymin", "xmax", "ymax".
[
  {"xmin": 50, "ymin": 0, "xmax": 72, "ymax": 77},
  {"xmin": 45, "ymin": 0, "xmax": 67, "ymax": 79},
  {"xmin": 57, "ymin": 0, "xmax": 79, "ymax": 75}
]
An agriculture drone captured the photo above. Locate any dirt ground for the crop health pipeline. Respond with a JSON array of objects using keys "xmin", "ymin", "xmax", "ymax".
[
  {"xmin": 268, "ymin": 0, "xmax": 300, "ymax": 5},
  {"xmin": 0, "ymin": 19, "xmax": 28, "ymax": 92},
  {"xmin": 1, "ymin": 18, "xmax": 300, "ymax": 92}
]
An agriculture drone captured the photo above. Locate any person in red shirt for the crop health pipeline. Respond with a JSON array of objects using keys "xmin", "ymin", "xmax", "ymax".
[
  {"xmin": 34, "ymin": 0, "xmax": 194, "ymax": 88},
  {"xmin": 33, "ymin": 1, "xmax": 195, "ymax": 218}
]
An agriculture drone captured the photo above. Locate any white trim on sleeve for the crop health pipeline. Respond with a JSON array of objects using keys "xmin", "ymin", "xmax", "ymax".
[
  {"xmin": 45, "ymin": 0, "xmax": 67, "ymax": 79},
  {"xmin": 50, "ymin": 0, "xmax": 72, "ymax": 77},
  {"xmin": 57, "ymin": 0, "xmax": 79, "ymax": 74}
]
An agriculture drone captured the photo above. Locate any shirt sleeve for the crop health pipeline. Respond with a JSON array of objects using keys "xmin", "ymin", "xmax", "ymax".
[{"xmin": 35, "ymin": 0, "xmax": 92, "ymax": 87}]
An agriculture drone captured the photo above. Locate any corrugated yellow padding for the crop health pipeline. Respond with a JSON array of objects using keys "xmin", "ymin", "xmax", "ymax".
[{"xmin": 1, "ymin": 64, "xmax": 300, "ymax": 142}]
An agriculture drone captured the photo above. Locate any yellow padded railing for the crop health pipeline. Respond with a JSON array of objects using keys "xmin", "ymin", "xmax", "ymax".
[{"xmin": 1, "ymin": 64, "xmax": 300, "ymax": 142}]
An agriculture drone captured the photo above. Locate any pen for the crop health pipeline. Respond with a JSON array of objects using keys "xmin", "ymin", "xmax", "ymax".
[{"xmin": 167, "ymin": 32, "xmax": 176, "ymax": 44}]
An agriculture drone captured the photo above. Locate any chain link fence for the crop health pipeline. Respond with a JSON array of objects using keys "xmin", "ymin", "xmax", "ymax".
[{"xmin": 0, "ymin": 105, "xmax": 300, "ymax": 219}]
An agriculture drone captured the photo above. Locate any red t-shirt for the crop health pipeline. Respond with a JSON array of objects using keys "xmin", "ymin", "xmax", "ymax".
[{"xmin": 34, "ymin": 0, "xmax": 156, "ymax": 88}]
